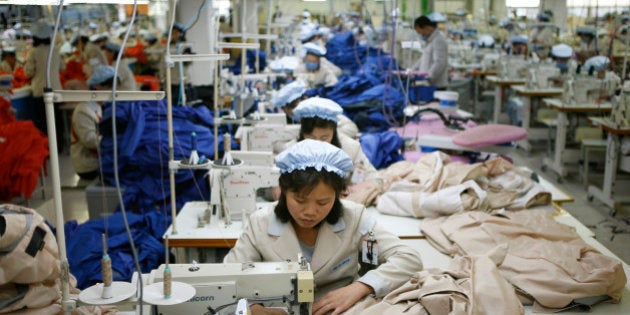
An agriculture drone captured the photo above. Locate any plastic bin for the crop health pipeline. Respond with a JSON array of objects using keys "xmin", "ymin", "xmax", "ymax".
[
  {"xmin": 85, "ymin": 180, "xmax": 123, "ymax": 219},
  {"xmin": 408, "ymin": 85, "xmax": 437, "ymax": 104}
]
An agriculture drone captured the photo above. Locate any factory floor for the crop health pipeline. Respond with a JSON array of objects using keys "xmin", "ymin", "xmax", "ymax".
[{"xmin": 21, "ymin": 146, "xmax": 630, "ymax": 264}]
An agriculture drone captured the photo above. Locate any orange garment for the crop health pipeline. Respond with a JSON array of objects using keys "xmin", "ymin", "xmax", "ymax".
[
  {"xmin": 125, "ymin": 42, "xmax": 148, "ymax": 65},
  {"xmin": 0, "ymin": 96, "xmax": 49, "ymax": 201},
  {"xmin": 134, "ymin": 75, "xmax": 160, "ymax": 91}
]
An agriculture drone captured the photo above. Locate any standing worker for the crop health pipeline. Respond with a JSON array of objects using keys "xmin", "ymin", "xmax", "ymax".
[
  {"xmin": 412, "ymin": 15, "xmax": 448, "ymax": 89},
  {"xmin": 24, "ymin": 21, "xmax": 65, "ymax": 147}
]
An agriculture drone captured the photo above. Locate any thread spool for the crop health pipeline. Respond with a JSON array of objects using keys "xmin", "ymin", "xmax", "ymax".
[{"xmin": 163, "ymin": 235, "xmax": 171, "ymax": 299}]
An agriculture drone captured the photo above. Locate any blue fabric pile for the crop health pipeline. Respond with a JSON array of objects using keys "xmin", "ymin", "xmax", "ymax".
[
  {"xmin": 63, "ymin": 99, "xmax": 230, "ymax": 289},
  {"xmin": 360, "ymin": 130, "xmax": 404, "ymax": 169},
  {"xmin": 325, "ymin": 32, "xmax": 368, "ymax": 74},
  {"xmin": 64, "ymin": 211, "xmax": 169, "ymax": 289},
  {"xmin": 99, "ymin": 99, "xmax": 219, "ymax": 211}
]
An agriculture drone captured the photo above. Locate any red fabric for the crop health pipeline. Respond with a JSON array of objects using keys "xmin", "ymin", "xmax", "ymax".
[
  {"xmin": 125, "ymin": 42, "xmax": 148, "ymax": 65},
  {"xmin": 0, "ymin": 96, "xmax": 49, "ymax": 201},
  {"xmin": 61, "ymin": 59, "xmax": 87, "ymax": 88},
  {"xmin": 134, "ymin": 75, "xmax": 160, "ymax": 91},
  {"xmin": 11, "ymin": 66, "xmax": 29, "ymax": 89}
]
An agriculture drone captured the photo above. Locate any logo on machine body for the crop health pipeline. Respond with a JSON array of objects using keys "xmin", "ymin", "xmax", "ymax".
[{"xmin": 188, "ymin": 295, "xmax": 216, "ymax": 302}]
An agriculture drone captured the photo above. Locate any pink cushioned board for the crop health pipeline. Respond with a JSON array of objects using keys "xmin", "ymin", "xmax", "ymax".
[{"xmin": 452, "ymin": 124, "xmax": 527, "ymax": 148}]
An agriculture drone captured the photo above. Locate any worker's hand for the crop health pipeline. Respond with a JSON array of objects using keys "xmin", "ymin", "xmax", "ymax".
[
  {"xmin": 250, "ymin": 304, "xmax": 288, "ymax": 315},
  {"xmin": 312, "ymin": 282, "xmax": 373, "ymax": 315}
]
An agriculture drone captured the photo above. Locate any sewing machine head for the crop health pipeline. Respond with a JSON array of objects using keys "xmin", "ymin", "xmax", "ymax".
[
  {"xmin": 527, "ymin": 64, "xmax": 560, "ymax": 89},
  {"xmin": 500, "ymin": 55, "xmax": 528, "ymax": 79},
  {"xmin": 148, "ymin": 259, "xmax": 314, "ymax": 315},
  {"xmin": 209, "ymin": 151, "xmax": 280, "ymax": 223},
  {"xmin": 237, "ymin": 124, "xmax": 300, "ymax": 152},
  {"xmin": 563, "ymin": 76, "xmax": 614, "ymax": 105},
  {"xmin": 449, "ymin": 42, "xmax": 475, "ymax": 64},
  {"xmin": 480, "ymin": 53, "xmax": 500, "ymax": 72}
]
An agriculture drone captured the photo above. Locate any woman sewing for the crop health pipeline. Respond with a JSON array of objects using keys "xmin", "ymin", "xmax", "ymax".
[{"xmin": 224, "ymin": 140, "xmax": 423, "ymax": 315}]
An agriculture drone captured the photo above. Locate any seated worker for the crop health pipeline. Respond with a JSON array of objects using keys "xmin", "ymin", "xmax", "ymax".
[
  {"xmin": 270, "ymin": 80, "xmax": 359, "ymax": 139},
  {"xmin": 70, "ymin": 66, "xmax": 117, "ymax": 180},
  {"xmin": 292, "ymin": 97, "xmax": 383, "ymax": 205},
  {"xmin": 575, "ymin": 26, "xmax": 599, "ymax": 63},
  {"xmin": 412, "ymin": 15, "xmax": 448, "ymax": 89},
  {"xmin": 551, "ymin": 43, "xmax": 573, "ymax": 74},
  {"xmin": 224, "ymin": 139, "xmax": 423, "ymax": 315},
  {"xmin": 102, "ymin": 42, "xmax": 137, "ymax": 91},
  {"xmin": 529, "ymin": 13, "xmax": 557, "ymax": 58},
  {"xmin": 300, "ymin": 26, "xmax": 342, "ymax": 77},
  {"xmin": 294, "ymin": 42, "xmax": 339, "ymax": 88},
  {"xmin": 583, "ymin": 55, "xmax": 620, "ymax": 97},
  {"xmin": 0, "ymin": 47, "xmax": 17, "ymax": 73},
  {"xmin": 508, "ymin": 34, "xmax": 528, "ymax": 56}
]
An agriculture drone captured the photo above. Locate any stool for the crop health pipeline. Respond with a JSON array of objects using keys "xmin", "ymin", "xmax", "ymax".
[{"xmin": 580, "ymin": 138, "xmax": 607, "ymax": 188}]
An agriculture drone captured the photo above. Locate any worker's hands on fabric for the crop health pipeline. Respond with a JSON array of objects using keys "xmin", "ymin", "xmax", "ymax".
[
  {"xmin": 250, "ymin": 304, "xmax": 288, "ymax": 315},
  {"xmin": 312, "ymin": 282, "xmax": 374, "ymax": 315}
]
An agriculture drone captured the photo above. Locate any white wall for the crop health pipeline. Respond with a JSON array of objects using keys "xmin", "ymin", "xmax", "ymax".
[{"xmin": 177, "ymin": 0, "xmax": 217, "ymax": 85}]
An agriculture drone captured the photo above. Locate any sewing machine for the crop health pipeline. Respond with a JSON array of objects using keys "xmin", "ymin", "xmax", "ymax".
[
  {"xmin": 209, "ymin": 151, "xmax": 279, "ymax": 223},
  {"xmin": 612, "ymin": 82, "xmax": 630, "ymax": 128},
  {"xmin": 500, "ymin": 55, "xmax": 529, "ymax": 79},
  {"xmin": 148, "ymin": 259, "xmax": 314, "ymax": 315},
  {"xmin": 480, "ymin": 53, "xmax": 501, "ymax": 72},
  {"xmin": 563, "ymin": 76, "xmax": 616, "ymax": 105},
  {"xmin": 527, "ymin": 64, "xmax": 560, "ymax": 89},
  {"xmin": 236, "ymin": 124, "xmax": 300, "ymax": 152},
  {"xmin": 448, "ymin": 43, "xmax": 475, "ymax": 65}
]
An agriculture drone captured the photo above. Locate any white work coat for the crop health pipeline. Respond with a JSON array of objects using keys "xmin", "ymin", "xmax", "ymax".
[
  {"xmin": 24, "ymin": 45, "xmax": 64, "ymax": 97},
  {"xmin": 224, "ymin": 200, "xmax": 423, "ymax": 299},
  {"xmin": 70, "ymin": 101, "xmax": 101, "ymax": 174},
  {"xmin": 415, "ymin": 30, "xmax": 448, "ymax": 88},
  {"xmin": 113, "ymin": 59, "xmax": 138, "ymax": 91},
  {"xmin": 339, "ymin": 134, "xmax": 380, "ymax": 185},
  {"xmin": 294, "ymin": 62, "xmax": 339, "ymax": 88}
]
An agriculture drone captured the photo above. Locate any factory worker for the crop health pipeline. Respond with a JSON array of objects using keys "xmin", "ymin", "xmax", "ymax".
[
  {"xmin": 509, "ymin": 35, "xmax": 528, "ymax": 56},
  {"xmin": 529, "ymin": 13, "xmax": 556, "ymax": 58},
  {"xmin": 299, "ymin": 27, "xmax": 341, "ymax": 77},
  {"xmin": 551, "ymin": 44, "xmax": 573, "ymax": 74},
  {"xmin": 224, "ymin": 139, "xmax": 422, "ymax": 315},
  {"xmin": 412, "ymin": 15, "xmax": 448, "ymax": 89},
  {"xmin": 576, "ymin": 27, "xmax": 599, "ymax": 62},
  {"xmin": 269, "ymin": 55, "xmax": 300, "ymax": 84},
  {"xmin": 0, "ymin": 47, "xmax": 17, "ymax": 73},
  {"xmin": 293, "ymin": 97, "xmax": 380, "ymax": 188},
  {"xmin": 70, "ymin": 66, "xmax": 117, "ymax": 180},
  {"xmin": 583, "ymin": 56, "xmax": 620, "ymax": 96},
  {"xmin": 141, "ymin": 32, "xmax": 162, "ymax": 76},
  {"xmin": 270, "ymin": 80, "xmax": 359, "ymax": 139},
  {"xmin": 477, "ymin": 34, "xmax": 495, "ymax": 49},
  {"xmin": 73, "ymin": 33, "xmax": 108, "ymax": 77},
  {"xmin": 294, "ymin": 43, "xmax": 339, "ymax": 88},
  {"xmin": 24, "ymin": 21, "xmax": 65, "ymax": 142},
  {"xmin": 102, "ymin": 42, "xmax": 137, "ymax": 91}
]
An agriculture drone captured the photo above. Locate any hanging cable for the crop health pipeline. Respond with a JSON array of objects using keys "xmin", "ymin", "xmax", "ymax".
[{"xmin": 110, "ymin": 0, "xmax": 143, "ymax": 313}]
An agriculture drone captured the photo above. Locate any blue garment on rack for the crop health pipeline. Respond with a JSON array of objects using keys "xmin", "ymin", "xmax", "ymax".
[
  {"xmin": 63, "ymin": 211, "xmax": 170, "ymax": 289},
  {"xmin": 360, "ymin": 131, "xmax": 404, "ymax": 169}
]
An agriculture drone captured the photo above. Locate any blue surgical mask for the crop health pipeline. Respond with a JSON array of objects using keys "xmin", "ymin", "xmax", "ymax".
[
  {"xmin": 305, "ymin": 61, "xmax": 319, "ymax": 71},
  {"xmin": 556, "ymin": 61, "xmax": 568, "ymax": 72},
  {"xmin": 418, "ymin": 34, "xmax": 426, "ymax": 41}
]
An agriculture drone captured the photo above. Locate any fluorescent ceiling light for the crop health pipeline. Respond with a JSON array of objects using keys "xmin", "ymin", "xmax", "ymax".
[{"xmin": 3, "ymin": 0, "xmax": 149, "ymax": 4}]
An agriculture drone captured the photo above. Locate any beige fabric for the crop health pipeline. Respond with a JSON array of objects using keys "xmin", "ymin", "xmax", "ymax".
[
  {"xmin": 420, "ymin": 210, "xmax": 627, "ymax": 311},
  {"xmin": 377, "ymin": 180, "xmax": 488, "ymax": 218},
  {"xmin": 375, "ymin": 154, "xmax": 551, "ymax": 218},
  {"xmin": 224, "ymin": 200, "xmax": 423, "ymax": 299},
  {"xmin": 0, "ymin": 204, "xmax": 60, "ymax": 285},
  {"xmin": 345, "ymin": 248, "xmax": 523, "ymax": 315},
  {"xmin": 0, "ymin": 281, "xmax": 59, "ymax": 313},
  {"xmin": 337, "ymin": 114, "xmax": 358, "ymax": 139}
]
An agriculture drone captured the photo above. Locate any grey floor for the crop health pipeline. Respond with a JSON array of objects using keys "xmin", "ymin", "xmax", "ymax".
[{"xmin": 20, "ymin": 145, "xmax": 630, "ymax": 264}]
